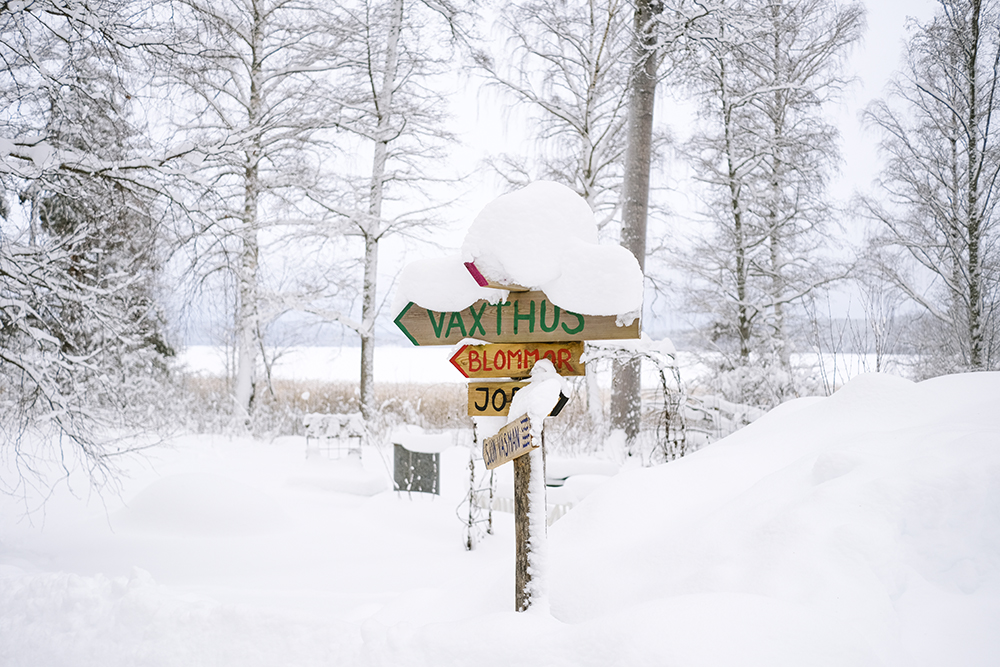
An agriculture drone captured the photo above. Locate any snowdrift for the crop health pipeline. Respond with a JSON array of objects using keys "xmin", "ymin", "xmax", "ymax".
[
  {"xmin": 1, "ymin": 372, "xmax": 998, "ymax": 666},
  {"xmin": 544, "ymin": 371, "xmax": 1000, "ymax": 665}
]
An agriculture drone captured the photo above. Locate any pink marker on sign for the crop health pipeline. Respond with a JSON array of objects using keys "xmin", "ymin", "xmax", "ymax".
[
  {"xmin": 463, "ymin": 261, "xmax": 530, "ymax": 292},
  {"xmin": 464, "ymin": 261, "xmax": 489, "ymax": 287}
]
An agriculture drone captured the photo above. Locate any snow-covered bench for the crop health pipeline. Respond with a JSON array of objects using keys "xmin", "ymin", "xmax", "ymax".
[{"xmin": 303, "ymin": 412, "xmax": 365, "ymax": 459}]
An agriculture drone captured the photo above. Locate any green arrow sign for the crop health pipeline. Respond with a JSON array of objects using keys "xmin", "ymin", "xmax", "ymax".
[{"xmin": 393, "ymin": 290, "xmax": 640, "ymax": 346}]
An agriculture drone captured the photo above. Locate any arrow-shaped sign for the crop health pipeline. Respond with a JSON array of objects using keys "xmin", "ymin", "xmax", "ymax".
[
  {"xmin": 394, "ymin": 291, "xmax": 639, "ymax": 346},
  {"xmin": 449, "ymin": 342, "xmax": 585, "ymax": 378},
  {"xmin": 482, "ymin": 414, "xmax": 535, "ymax": 470}
]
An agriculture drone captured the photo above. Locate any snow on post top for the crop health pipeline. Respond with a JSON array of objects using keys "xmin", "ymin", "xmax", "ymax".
[{"xmin": 461, "ymin": 181, "xmax": 643, "ymax": 318}]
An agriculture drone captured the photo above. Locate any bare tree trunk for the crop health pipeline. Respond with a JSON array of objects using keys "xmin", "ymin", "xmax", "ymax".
[
  {"xmin": 611, "ymin": 0, "xmax": 659, "ymax": 454},
  {"xmin": 966, "ymin": 0, "xmax": 984, "ymax": 369},
  {"xmin": 719, "ymin": 53, "xmax": 752, "ymax": 361},
  {"xmin": 234, "ymin": 1, "xmax": 265, "ymax": 426},
  {"xmin": 234, "ymin": 207, "xmax": 260, "ymax": 426},
  {"xmin": 359, "ymin": 0, "xmax": 404, "ymax": 422},
  {"xmin": 359, "ymin": 231, "xmax": 379, "ymax": 421},
  {"xmin": 766, "ymin": 10, "xmax": 791, "ymax": 376}
]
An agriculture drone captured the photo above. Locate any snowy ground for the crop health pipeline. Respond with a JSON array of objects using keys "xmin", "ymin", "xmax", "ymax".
[{"xmin": 2, "ymin": 370, "xmax": 999, "ymax": 666}]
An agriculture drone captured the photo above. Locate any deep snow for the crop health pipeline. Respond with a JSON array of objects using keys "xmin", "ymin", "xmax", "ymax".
[
  {"xmin": 2, "ymin": 371, "xmax": 999, "ymax": 666},
  {"xmin": 461, "ymin": 181, "xmax": 643, "ymax": 317},
  {"xmin": 392, "ymin": 181, "xmax": 643, "ymax": 321}
]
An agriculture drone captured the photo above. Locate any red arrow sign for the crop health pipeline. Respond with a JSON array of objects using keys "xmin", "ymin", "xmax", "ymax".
[{"xmin": 449, "ymin": 342, "xmax": 585, "ymax": 378}]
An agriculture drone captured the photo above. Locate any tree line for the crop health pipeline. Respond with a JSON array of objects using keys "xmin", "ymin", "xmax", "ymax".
[{"xmin": 2, "ymin": 0, "xmax": 998, "ymax": 484}]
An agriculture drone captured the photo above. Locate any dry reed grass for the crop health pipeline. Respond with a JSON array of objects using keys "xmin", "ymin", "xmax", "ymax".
[
  {"xmin": 178, "ymin": 375, "xmax": 470, "ymax": 436},
  {"xmin": 177, "ymin": 373, "xmax": 680, "ymax": 460}
]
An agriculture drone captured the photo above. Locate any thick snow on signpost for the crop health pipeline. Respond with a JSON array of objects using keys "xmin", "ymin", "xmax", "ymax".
[
  {"xmin": 391, "ymin": 254, "xmax": 506, "ymax": 317},
  {"xmin": 505, "ymin": 359, "xmax": 566, "ymax": 611},
  {"xmin": 461, "ymin": 181, "xmax": 643, "ymax": 320},
  {"xmin": 395, "ymin": 181, "xmax": 644, "ymax": 612},
  {"xmin": 392, "ymin": 180, "xmax": 643, "ymax": 320}
]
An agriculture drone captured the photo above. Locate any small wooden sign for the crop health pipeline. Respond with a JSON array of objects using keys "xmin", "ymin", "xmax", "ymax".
[
  {"xmin": 468, "ymin": 381, "xmax": 526, "ymax": 416},
  {"xmin": 394, "ymin": 290, "xmax": 640, "ymax": 346},
  {"xmin": 483, "ymin": 414, "xmax": 535, "ymax": 470},
  {"xmin": 450, "ymin": 342, "xmax": 585, "ymax": 378},
  {"xmin": 468, "ymin": 381, "xmax": 570, "ymax": 417}
]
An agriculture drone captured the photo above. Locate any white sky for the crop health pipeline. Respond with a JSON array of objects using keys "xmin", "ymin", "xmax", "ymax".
[
  {"xmin": 206, "ymin": 0, "xmax": 945, "ymax": 347},
  {"xmin": 830, "ymin": 0, "xmax": 938, "ymax": 202},
  {"xmin": 440, "ymin": 0, "xmax": 939, "ymax": 238},
  {"xmin": 377, "ymin": 0, "xmax": 940, "ymax": 341}
]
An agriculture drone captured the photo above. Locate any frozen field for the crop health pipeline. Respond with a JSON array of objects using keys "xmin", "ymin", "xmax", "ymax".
[{"xmin": 178, "ymin": 344, "xmax": 461, "ymax": 384}]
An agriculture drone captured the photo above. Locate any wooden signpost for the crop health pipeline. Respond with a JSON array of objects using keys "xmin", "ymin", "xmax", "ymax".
[
  {"xmin": 393, "ymin": 291, "xmax": 640, "ymax": 346},
  {"xmin": 468, "ymin": 381, "xmax": 569, "ymax": 417},
  {"xmin": 468, "ymin": 381, "xmax": 526, "ymax": 417},
  {"xmin": 395, "ymin": 274, "xmax": 641, "ymax": 613}
]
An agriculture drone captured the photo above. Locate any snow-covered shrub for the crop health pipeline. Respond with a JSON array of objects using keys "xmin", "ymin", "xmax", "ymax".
[{"xmin": 0, "ymin": 228, "xmax": 175, "ymax": 496}]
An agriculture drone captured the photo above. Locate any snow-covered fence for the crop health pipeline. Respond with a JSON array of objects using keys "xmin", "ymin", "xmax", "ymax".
[
  {"xmin": 585, "ymin": 337, "xmax": 689, "ymax": 462},
  {"xmin": 303, "ymin": 413, "xmax": 365, "ymax": 459},
  {"xmin": 682, "ymin": 395, "xmax": 767, "ymax": 444},
  {"xmin": 473, "ymin": 492, "xmax": 574, "ymax": 527}
]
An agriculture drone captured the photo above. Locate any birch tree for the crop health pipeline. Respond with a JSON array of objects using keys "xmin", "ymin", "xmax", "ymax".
[
  {"xmin": 308, "ymin": 0, "xmax": 461, "ymax": 423},
  {"xmin": 165, "ymin": 0, "xmax": 349, "ymax": 427},
  {"xmin": 611, "ymin": 0, "xmax": 721, "ymax": 451},
  {"xmin": 862, "ymin": 0, "xmax": 1000, "ymax": 374},
  {"xmin": 676, "ymin": 0, "xmax": 862, "ymax": 405}
]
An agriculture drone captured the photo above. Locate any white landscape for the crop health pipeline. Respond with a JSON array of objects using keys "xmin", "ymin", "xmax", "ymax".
[
  {"xmin": 3, "ymin": 1, "xmax": 1000, "ymax": 664},
  {"xmin": 1, "ymin": 367, "xmax": 998, "ymax": 666}
]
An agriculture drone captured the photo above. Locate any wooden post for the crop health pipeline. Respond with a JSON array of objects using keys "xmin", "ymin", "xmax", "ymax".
[
  {"xmin": 514, "ymin": 429, "xmax": 544, "ymax": 612},
  {"xmin": 513, "ymin": 450, "xmax": 532, "ymax": 611}
]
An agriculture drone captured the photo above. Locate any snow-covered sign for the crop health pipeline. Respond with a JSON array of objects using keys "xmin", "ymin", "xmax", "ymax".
[
  {"xmin": 449, "ymin": 342, "xmax": 585, "ymax": 378},
  {"xmin": 482, "ymin": 414, "xmax": 535, "ymax": 470},
  {"xmin": 394, "ymin": 290, "xmax": 639, "ymax": 346},
  {"xmin": 392, "ymin": 181, "xmax": 643, "ymax": 613},
  {"xmin": 393, "ymin": 181, "xmax": 644, "ymax": 347},
  {"xmin": 467, "ymin": 381, "xmax": 569, "ymax": 417},
  {"xmin": 468, "ymin": 381, "xmax": 526, "ymax": 417}
]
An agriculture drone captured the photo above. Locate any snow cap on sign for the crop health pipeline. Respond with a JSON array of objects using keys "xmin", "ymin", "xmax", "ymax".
[
  {"xmin": 391, "ymin": 254, "xmax": 506, "ymax": 316},
  {"xmin": 461, "ymin": 181, "xmax": 643, "ymax": 318},
  {"xmin": 505, "ymin": 358, "xmax": 566, "ymax": 426}
]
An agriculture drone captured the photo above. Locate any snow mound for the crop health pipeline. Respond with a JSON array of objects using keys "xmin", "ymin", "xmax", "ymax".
[
  {"xmin": 285, "ymin": 460, "xmax": 388, "ymax": 496},
  {"xmin": 544, "ymin": 371, "xmax": 1000, "ymax": 665},
  {"xmin": 4, "ymin": 372, "xmax": 998, "ymax": 667},
  {"xmin": 116, "ymin": 473, "xmax": 290, "ymax": 535},
  {"xmin": 461, "ymin": 181, "xmax": 643, "ymax": 316},
  {"xmin": 0, "ymin": 568, "xmax": 361, "ymax": 665}
]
